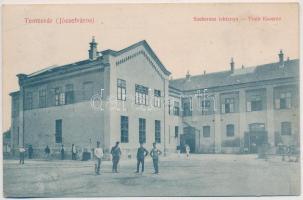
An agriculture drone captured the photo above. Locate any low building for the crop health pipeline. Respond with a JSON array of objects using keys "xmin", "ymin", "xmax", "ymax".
[{"xmin": 9, "ymin": 38, "xmax": 299, "ymax": 158}]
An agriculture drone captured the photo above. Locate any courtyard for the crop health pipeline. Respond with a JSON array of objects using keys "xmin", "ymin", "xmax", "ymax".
[{"xmin": 3, "ymin": 154, "xmax": 300, "ymax": 197}]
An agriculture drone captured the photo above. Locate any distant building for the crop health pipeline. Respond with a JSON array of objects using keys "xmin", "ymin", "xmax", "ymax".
[{"xmin": 9, "ymin": 38, "xmax": 299, "ymax": 158}]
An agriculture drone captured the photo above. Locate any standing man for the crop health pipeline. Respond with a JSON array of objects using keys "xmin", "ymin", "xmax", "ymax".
[
  {"xmin": 28, "ymin": 145, "xmax": 33, "ymax": 159},
  {"xmin": 19, "ymin": 146, "xmax": 26, "ymax": 164},
  {"xmin": 72, "ymin": 144, "xmax": 77, "ymax": 160},
  {"xmin": 185, "ymin": 145, "xmax": 191, "ymax": 159},
  {"xmin": 60, "ymin": 144, "xmax": 65, "ymax": 160},
  {"xmin": 111, "ymin": 142, "xmax": 122, "ymax": 173},
  {"xmin": 136, "ymin": 142, "xmax": 148, "ymax": 174},
  {"xmin": 94, "ymin": 141, "xmax": 103, "ymax": 175},
  {"xmin": 45, "ymin": 145, "xmax": 50, "ymax": 160},
  {"xmin": 150, "ymin": 142, "xmax": 162, "ymax": 174}
]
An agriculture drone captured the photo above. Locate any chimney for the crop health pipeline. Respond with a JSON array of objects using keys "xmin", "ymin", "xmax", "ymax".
[
  {"xmin": 88, "ymin": 36, "xmax": 98, "ymax": 60},
  {"xmin": 17, "ymin": 73, "xmax": 28, "ymax": 85},
  {"xmin": 230, "ymin": 57, "xmax": 235, "ymax": 72},
  {"xmin": 278, "ymin": 49, "xmax": 284, "ymax": 66},
  {"xmin": 186, "ymin": 70, "xmax": 191, "ymax": 80}
]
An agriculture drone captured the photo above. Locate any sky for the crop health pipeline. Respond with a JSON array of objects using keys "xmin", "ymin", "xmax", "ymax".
[{"xmin": 2, "ymin": 3, "xmax": 299, "ymax": 132}]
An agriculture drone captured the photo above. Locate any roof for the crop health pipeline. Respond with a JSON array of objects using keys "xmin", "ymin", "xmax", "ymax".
[
  {"xmin": 101, "ymin": 40, "xmax": 171, "ymax": 75},
  {"xmin": 25, "ymin": 40, "xmax": 171, "ymax": 79},
  {"xmin": 169, "ymin": 59, "xmax": 299, "ymax": 91}
]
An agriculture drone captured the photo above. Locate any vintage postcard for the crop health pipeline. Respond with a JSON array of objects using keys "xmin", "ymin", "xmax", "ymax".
[{"xmin": 1, "ymin": 2, "xmax": 301, "ymax": 198}]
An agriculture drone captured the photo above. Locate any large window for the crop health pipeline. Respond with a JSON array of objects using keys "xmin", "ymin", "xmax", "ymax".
[
  {"xmin": 120, "ymin": 116, "xmax": 129, "ymax": 143},
  {"xmin": 39, "ymin": 89, "xmax": 47, "ymax": 108},
  {"xmin": 201, "ymin": 100, "xmax": 211, "ymax": 115},
  {"xmin": 135, "ymin": 85, "xmax": 149, "ymax": 105},
  {"xmin": 154, "ymin": 90, "xmax": 161, "ymax": 107},
  {"xmin": 65, "ymin": 84, "xmax": 74, "ymax": 104},
  {"xmin": 155, "ymin": 120, "xmax": 161, "ymax": 143},
  {"xmin": 281, "ymin": 122, "xmax": 291, "ymax": 135},
  {"xmin": 275, "ymin": 92, "xmax": 292, "ymax": 109},
  {"xmin": 175, "ymin": 126, "xmax": 179, "ymax": 138},
  {"xmin": 226, "ymin": 124, "xmax": 235, "ymax": 137},
  {"xmin": 25, "ymin": 92, "xmax": 33, "ymax": 110},
  {"xmin": 139, "ymin": 118, "xmax": 146, "ymax": 143},
  {"xmin": 55, "ymin": 88, "xmax": 61, "ymax": 106},
  {"xmin": 117, "ymin": 79, "xmax": 126, "ymax": 101},
  {"xmin": 182, "ymin": 97, "xmax": 192, "ymax": 116},
  {"xmin": 222, "ymin": 98, "xmax": 234, "ymax": 114},
  {"xmin": 203, "ymin": 126, "xmax": 210, "ymax": 137},
  {"xmin": 247, "ymin": 95, "xmax": 262, "ymax": 111},
  {"xmin": 173, "ymin": 101, "xmax": 180, "ymax": 116},
  {"xmin": 83, "ymin": 82, "xmax": 94, "ymax": 100},
  {"xmin": 55, "ymin": 119, "xmax": 62, "ymax": 143}
]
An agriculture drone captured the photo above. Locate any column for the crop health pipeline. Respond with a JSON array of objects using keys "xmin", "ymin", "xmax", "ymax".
[
  {"xmin": 238, "ymin": 89, "xmax": 247, "ymax": 149},
  {"xmin": 266, "ymin": 86, "xmax": 275, "ymax": 146},
  {"xmin": 214, "ymin": 93, "xmax": 221, "ymax": 153}
]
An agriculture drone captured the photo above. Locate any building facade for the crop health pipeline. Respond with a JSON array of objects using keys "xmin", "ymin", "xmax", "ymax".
[{"xmin": 9, "ymin": 38, "xmax": 299, "ymax": 158}]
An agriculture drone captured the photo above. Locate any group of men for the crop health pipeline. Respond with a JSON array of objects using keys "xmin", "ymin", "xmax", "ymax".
[
  {"xmin": 19, "ymin": 143, "xmax": 78, "ymax": 164},
  {"xmin": 94, "ymin": 141, "xmax": 162, "ymax": 175}
]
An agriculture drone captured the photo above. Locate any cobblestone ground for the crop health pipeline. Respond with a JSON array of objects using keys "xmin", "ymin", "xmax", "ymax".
[{"xmin": 3, "ymin": 154, "xmax": 300, "ymax": 197}]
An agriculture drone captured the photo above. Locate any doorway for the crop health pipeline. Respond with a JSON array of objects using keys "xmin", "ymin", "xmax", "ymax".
[{"xmin": 180, "ymin": 126, "xmax": 196, "ymax": 153}]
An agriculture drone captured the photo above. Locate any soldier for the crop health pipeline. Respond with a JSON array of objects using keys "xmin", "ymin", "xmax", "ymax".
[
  {"xmin": 71, "ymin": 144, "xmax": 77, "ymax": 160},
  {"xmin": 60, "ymin": 144, "xmax": 65, "ymax": 160},
  {"xmin": 28, "ymin": 145, "xmax": 33, "ymax": 159},
  {"xmin": 150, "ymin": 142, "xmax": 162, "ymax": 174},
  {"xmin": 111, "ymin": 142, "xmax": 122, "ymax": 173},
  {"xmin": 44, "ymin": 145, "xmax": 50, "ymax": 160},
  {"xmin": 19, "ymin": 146, "xmax": 26, "ymax": 164},
  {"xmin": 94, "ymin": 141, "xmax": 103, "ymax": 175},
  {"xmin": 136, "ymin": 142, "xmax": 149, "ymax": 174}
]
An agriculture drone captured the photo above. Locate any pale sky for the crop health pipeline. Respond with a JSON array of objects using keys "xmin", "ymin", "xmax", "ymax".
[{"xmin": 2, "ymin": 3, "xmax": 299, "ymax": 131}]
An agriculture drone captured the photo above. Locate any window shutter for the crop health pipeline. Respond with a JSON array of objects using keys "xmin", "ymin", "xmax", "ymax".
[
  {"xmin": 247, "ymin": 101, "xmax": 251, "ymax": 112},
  {"xmin": 221, "ymin": 104, "xmax": 225, "ymax": 113},
  {"xmin": 275, "ymin": 99, "xmax": 280, "ymax": 109}
]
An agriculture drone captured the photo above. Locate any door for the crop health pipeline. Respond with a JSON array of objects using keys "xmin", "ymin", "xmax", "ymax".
[
  {"xmin": 245, "ymin": 123, "xmax": 268, "ymax": 153},
  {"xmin": 181, "ymin": 126, "xmax": 196, "ymax": 153}
]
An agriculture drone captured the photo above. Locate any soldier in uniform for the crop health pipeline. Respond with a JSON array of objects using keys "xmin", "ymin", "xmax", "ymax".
[
  {"xmin": 60, "ymin": 144, "xmax": 65, "ymax": 160},
  {"xmin": 111, "ymin": 142, "xmax": 122, "ymax": 173},
  {"xmin": 136, "ymin": 142, "xmax": 149, "ymax": 173},
  {"xmin": 150, "ymin": 142, "xmax": 162, "ymax": 174}
]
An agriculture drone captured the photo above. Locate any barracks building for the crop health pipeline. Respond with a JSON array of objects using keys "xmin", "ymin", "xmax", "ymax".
[{"xmin": 9, "ymin": 38, "xmax": 299, "ymax": 158}]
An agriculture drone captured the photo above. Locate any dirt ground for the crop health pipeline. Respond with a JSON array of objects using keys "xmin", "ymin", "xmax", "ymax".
[{"xmin": 3, "ymin": 154, "xmax": 300, "ymax": 197}]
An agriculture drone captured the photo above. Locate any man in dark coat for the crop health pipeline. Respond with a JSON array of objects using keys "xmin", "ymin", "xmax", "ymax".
[
  {"xmin": 60, "ymin": 144, "xmax": 65, "ymax": 160},
  {"xmin": 28, "ymin": 145, "xmax": 33, "ymax": 159},
  {"xmin": 111, "ymin": 142, "xmax": 122, "ymax": 173},
  {"xmin": 45, "ymin": 145, "xmax": 50, "ymax": 160},
  {"xmin": 136, "ymin": 142, "xmax": 148, "ymax": 173}
]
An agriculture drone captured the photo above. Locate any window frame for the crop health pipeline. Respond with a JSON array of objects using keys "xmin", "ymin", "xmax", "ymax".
[
  {"xmin": 117, "ymin": 79, "xmax": 126, "ymax": 101},
  {"xmin": 281, "ymin": 121, "xmax": 291, "ymax": 135},
  {"xmin": 55, "ymin": 119, "xmax": 62, "ymax": 143},
  {"xmin": 155, "ymin": 120, "xmax": 161, "ymax": 143},
  {"xmin": 139, "ymin": 118, "xmax": 146, "ymax": 143},
  {"xmin": 226, "ymin": 124, "xmax": 235, "ymax": 137},
  {"xmin": 203, "ymin": 126, "xmax": 211, "ymax": 137},
  {"xmin": 120, "ymin": 116, "xmax": 129, "ymax": 143}
]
